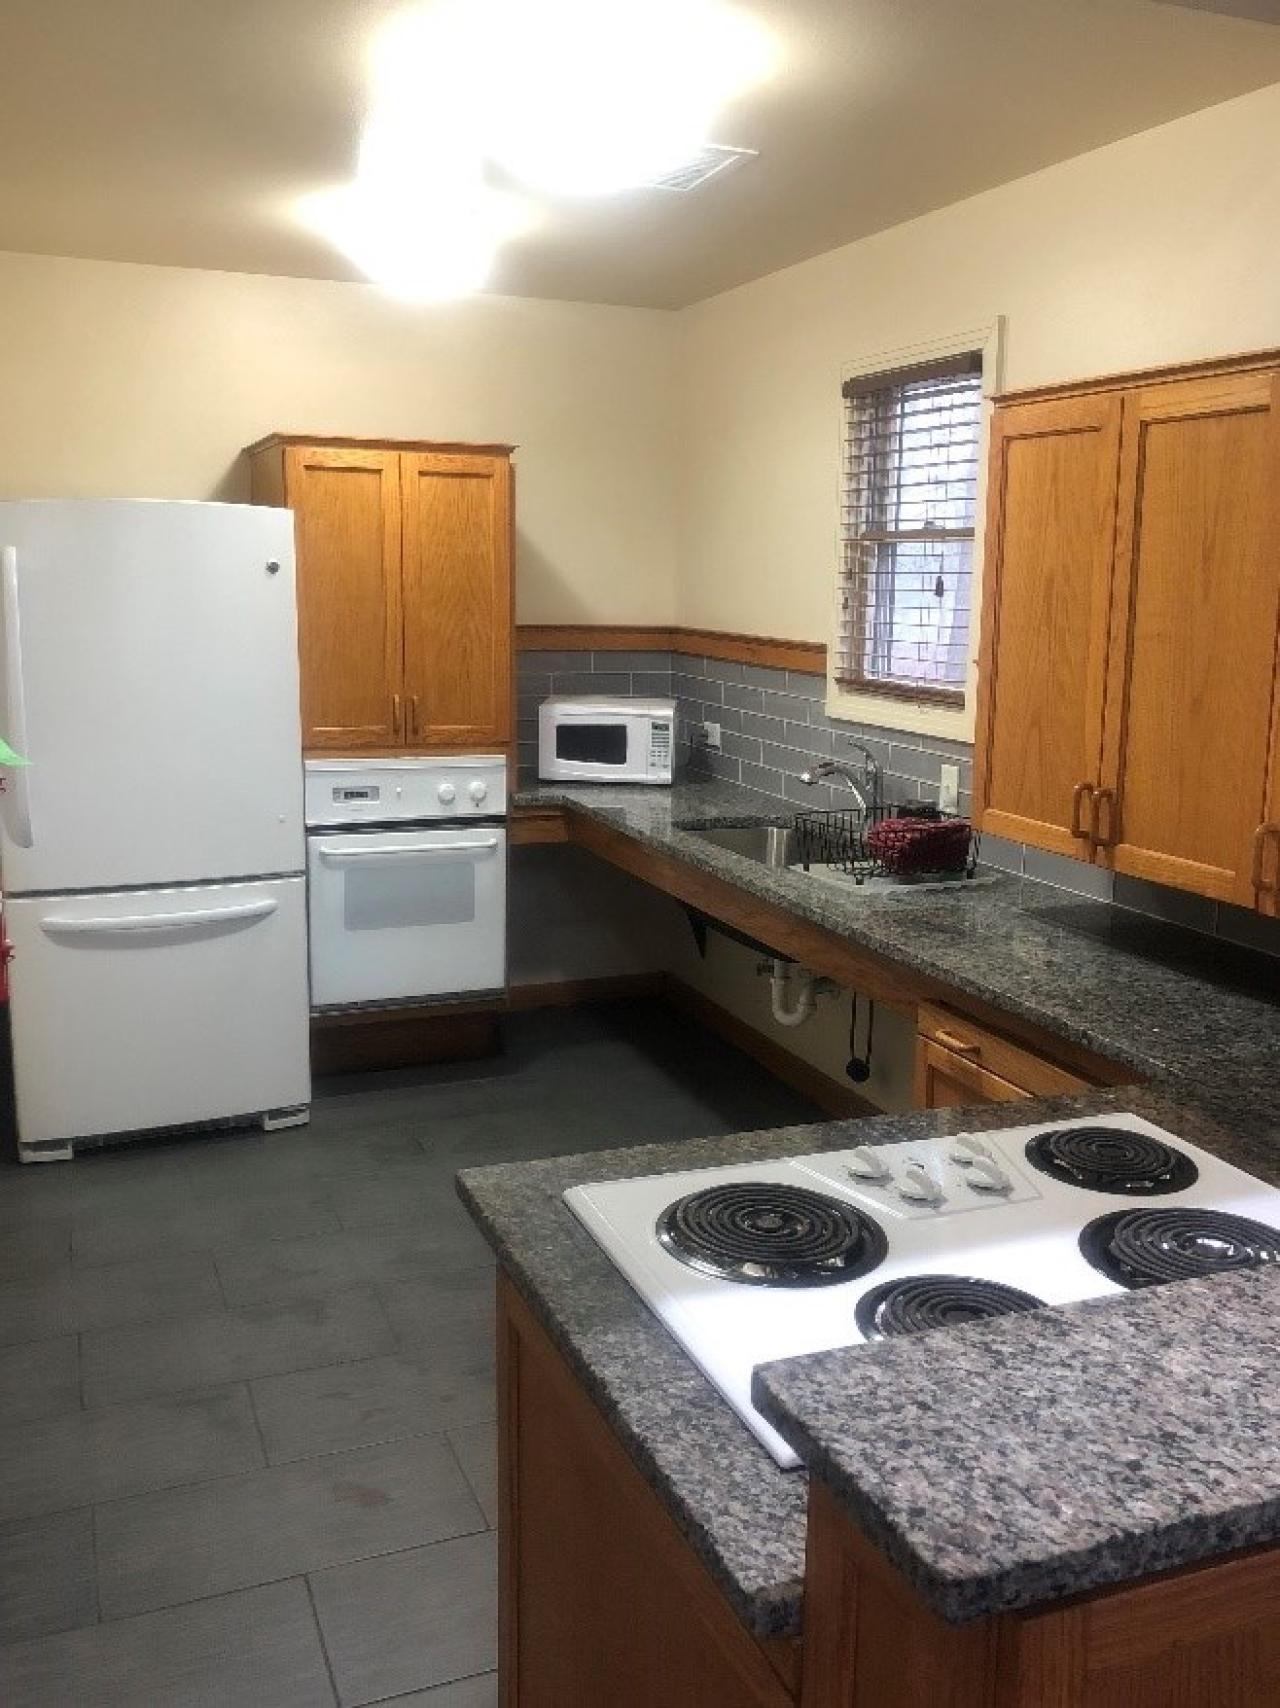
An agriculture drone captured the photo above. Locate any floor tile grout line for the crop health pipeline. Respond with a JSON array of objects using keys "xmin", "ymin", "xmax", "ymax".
[
  {"xmin": 93, "ymin": 1523, "xmax": 493, "ymax": 1629},
  {"xmin": 241, "ymin": 1378, "xmax": 272, "ymax": 1469},
  {"xmin": 89, "ymin": 1501, "xmax": 104, "ymax": 1628},
  {"xmin": 362, "ymin": 1666, "xmax": 499, "ymax": 1707},
  {"xmin": 440, "ymin": 1432, "xmax": 495, "ymax": 1535},
  {"xmin": 302, "ymin": 1573, "xmax": 344, "ymax": 1707}
]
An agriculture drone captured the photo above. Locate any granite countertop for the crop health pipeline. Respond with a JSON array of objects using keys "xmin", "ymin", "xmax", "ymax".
[
  {"xmin": 513, "ymin": 776, "xmax": 1280, "ymax": 1148},
  {"xmin": 753, "ymin": 1261, "xmax": 1280, "ymax": 1623},
  {"xmin": 459, "ymin": 777, "xmax": 1280, "ymax": 1638}
]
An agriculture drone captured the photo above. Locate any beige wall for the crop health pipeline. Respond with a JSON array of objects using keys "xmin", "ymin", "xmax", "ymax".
[
  {"xmin": 675, "ymin": 79, "xmax": 1280, "ymax": 642},
  {"xmin": 0, "ymin": 250, "xmax": 680, "ymax": 624}
]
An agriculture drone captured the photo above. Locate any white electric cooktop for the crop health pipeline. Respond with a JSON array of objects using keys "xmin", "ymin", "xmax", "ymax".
[{"xmin": 565, "ymin": 1113, "xmax": 1280, "ymax": 1467}]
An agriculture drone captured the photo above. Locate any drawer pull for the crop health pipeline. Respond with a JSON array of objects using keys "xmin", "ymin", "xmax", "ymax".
[
  {"xmin": 1253, "ymin": 823, "xmax": 1280, "ymax": 893},
  {"xmin": 1091, "ymin": 787, "xmax": 1117, "ymax": 849},
  {"xmin": 933, "ymin": 1028, "xmax": 981, "ymax": 1057},
  {"xmin": 1070, "ymin": 781, "xmax": 1095, "ymax": 841}
]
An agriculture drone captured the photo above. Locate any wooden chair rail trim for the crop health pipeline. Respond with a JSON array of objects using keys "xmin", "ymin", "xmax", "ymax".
[
  {"xmin": 517, "ymin": 624, "xmax": 827, "ymax": 675},
  {"xmin": 995, "ymin": 344, "xmax": 1280, "ymax": 408}
]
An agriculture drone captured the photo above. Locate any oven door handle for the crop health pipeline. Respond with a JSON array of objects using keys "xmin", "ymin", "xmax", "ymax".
[{"xmin": 315, "ymin": 838, "xmax": 501, "ymax": 862}]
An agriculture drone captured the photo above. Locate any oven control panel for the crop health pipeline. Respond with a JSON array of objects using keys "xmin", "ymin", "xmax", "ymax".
[{"xmin": 303, "ymin": 756, "xmax": 508, "ymax": 827}]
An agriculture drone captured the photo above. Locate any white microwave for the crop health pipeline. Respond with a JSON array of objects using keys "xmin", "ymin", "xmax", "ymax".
[{"xmin": 538, "ymin": 695, "xmax": 675, "ymax": 785}]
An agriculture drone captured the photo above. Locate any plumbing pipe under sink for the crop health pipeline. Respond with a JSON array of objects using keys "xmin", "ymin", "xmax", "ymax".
[{"xmin": 769, "ymin": 958, "xmax": 817, "ymax": 1027}]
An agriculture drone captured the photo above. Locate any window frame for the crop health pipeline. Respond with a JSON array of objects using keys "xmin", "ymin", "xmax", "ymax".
[{"xmin": 827, "ymin": 321, "xmax": 1004, "ymax": 743}]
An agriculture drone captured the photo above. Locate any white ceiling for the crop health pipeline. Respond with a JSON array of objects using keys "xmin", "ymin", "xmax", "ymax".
[{"xmin": 1, "ymin": 0, "xmax": 1278, "ymax": 308}]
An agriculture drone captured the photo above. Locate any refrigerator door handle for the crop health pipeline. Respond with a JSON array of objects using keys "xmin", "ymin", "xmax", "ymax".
[
  {"xmin": 40, "ymin": 899, "xmax": 279, "ymax": 937},
  {"xmin": 0, "ymin": 545, "xmax": 33, "ymax": 849}
]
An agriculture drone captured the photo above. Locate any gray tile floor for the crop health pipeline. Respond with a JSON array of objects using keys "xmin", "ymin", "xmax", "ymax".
[{"xmin": 0, "ymin": 1000, "xmax": 820, "ymax": 1706}]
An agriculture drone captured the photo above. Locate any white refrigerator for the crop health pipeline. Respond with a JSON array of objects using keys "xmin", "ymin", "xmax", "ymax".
[{"xmin": 0, "ymin": 500, "xmax": 311, "ymax": 1161}]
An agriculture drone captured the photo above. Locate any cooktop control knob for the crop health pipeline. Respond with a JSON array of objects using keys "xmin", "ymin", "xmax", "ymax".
[
  {"xmin": 845, "ymin": 1145, "xmax": 890, "ymax": 1182},
  {"xmin": 468, "ymin": 779, "xmax": 488, "ymax": 804},
  {"xmin": 897, "ymin": 1161, "xmax": 944, "ymax": 1205},
  {"xmin": 967, "ymin": 1156, "xmax": 1012, "ymax": 1194},
  {"xmin": 950, "ymin": 1135, "xmax": 992, "ymax": 1167},
  {"xmin": 437, "ymin": 782, "xmax": 457, "ymax": 805}
]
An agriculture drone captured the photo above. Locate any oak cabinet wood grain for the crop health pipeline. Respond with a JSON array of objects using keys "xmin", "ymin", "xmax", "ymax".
[
  {"xmin": 1098, "ymin": 370, "xmax": 1280, "ymax": 906},
  {"xmin": 975, "ymin": 354, "xmax": 1280, "ymax": 914},
  {"xmin": 247, "ymin": 435, "xmax": 514, "ymax": 759},
  {"xmin": 973, "ymin": 393, "xmax": 1122, "ymax": 861}
]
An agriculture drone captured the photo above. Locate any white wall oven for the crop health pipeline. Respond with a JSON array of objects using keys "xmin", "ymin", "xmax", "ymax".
[{"xmin": 304, "ymin": 757, "xmax": 507, "ymax": 1009}]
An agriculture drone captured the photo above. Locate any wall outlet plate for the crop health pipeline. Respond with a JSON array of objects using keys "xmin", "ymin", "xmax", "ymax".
[
  {"xmin": 702, "ymin": 721, "xmax": 722, "ymax": 752},
  {"xmin": 939, "ymin": 762, "xmax": 961, "ymax": 815}
]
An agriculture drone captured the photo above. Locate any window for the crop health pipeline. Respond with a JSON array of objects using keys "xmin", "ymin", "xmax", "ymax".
[{"xmin": 836, "ymin": 352, "xmax": 983, "ymax": 706}]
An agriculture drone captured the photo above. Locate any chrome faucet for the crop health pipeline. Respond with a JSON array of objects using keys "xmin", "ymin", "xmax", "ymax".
[{"xmin": 799, "ymin": 742, "xmax": 883, "ymax": 816}]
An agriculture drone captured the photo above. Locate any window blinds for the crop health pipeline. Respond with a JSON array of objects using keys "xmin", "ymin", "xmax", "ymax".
[{"xmin": 836, "ymin": 353, "xmax": 983, "ymax": 704}]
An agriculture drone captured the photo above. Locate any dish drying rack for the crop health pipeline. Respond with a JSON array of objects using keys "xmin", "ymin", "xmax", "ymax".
[{"xmin": 792, "ymin": 803, "xmax": 980, "ymax": 884}]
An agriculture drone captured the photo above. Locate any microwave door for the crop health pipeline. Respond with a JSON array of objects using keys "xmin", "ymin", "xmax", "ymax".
[{"xmin": 555, "ymin": 719, "xmax": 629, "ymax": 769}]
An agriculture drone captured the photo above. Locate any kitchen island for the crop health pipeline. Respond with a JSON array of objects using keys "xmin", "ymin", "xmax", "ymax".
[{"xmin": 462, "ymin": 778, "xmax": 1280, "ymax": 1705}]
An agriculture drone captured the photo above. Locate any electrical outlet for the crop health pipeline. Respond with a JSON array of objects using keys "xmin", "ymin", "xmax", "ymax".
[
  {"xmin": 701, "ymin": 721, "xmax": 722, "ymax": 753},
  {"xmin": 939, "ymin": 762, "xmax": 961, "ymax": 815}
]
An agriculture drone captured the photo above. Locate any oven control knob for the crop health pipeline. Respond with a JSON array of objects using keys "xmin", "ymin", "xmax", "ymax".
[
  {"xmin": 951, "ymin": 1136, "xmax": 991, "ymax": 1166},
  {"xmin": 468, "ymin": 780, "xmax": 488, "ymax": 804},
  {"xmin": 897, "ymin": 1162, "xmax": 944, "ymax": 1205},
  {"xmin": 967, "ymin": 1157, "xmax": 1012, "ymax": 1194},
  {"xmin": 845, "ymin": 1145, "xmax": 890, "ymax": 1182},
  {"xmin": 437, "ymin": 783, "xmax": 457, "ymax": 805}
]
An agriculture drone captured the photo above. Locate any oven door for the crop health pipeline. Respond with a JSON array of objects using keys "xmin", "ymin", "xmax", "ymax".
[{"xmin": 306, "ymin": 824, "xmax": 507, "ymax": 1008}]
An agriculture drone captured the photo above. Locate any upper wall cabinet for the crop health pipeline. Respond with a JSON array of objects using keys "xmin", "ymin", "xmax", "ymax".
[
  {"xmin": 246, "ymin": 435, "xmax": 514, "ymax": 757},
  {"xmin": 974, "ymin": 356, "xmax": 1280, "ymax": 912}
]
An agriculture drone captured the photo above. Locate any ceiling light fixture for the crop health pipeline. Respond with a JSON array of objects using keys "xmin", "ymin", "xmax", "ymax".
[
  {"xmin": 481, "ymin": 0, "xmax": 774, "ymax": 197},
  {"xmin": 300, "ymin": 0, "xmax": 773, "ymax": 298}
]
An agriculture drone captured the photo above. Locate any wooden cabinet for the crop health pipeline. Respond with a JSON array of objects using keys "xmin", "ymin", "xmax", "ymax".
[
  {"xmin": 974, "ymin": 354, "xmax": 1280, "ymax": 911},
  {"xmin": 498, "ymin": 1274, "xmax": 799, "ymax": 1708},
  {"xmin": 974, "ymin": 393, "xmax": 1121, "ymax": 860},
  {"xmin": 247, "ymin": 434, "xmax": 514, "ymax": 757},
  {"xmin": 1100, "ymin": 371, "xmax": 1280, "ymax": 905},
  {"xmin": 804, "ymin": 1479, "xmax": 1280, "ymax": 1708},
  {"xmin": 914, "ymin": 1004, "xmax": 1093, "ymax": 1110}
]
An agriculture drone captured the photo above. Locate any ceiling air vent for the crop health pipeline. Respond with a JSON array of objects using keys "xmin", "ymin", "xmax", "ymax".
[{"xmin": 644, "ymin": 144, "xmax": 757, "ymax": 192}]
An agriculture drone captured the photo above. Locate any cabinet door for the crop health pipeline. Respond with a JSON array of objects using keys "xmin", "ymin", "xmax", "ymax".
[
  {"xmin": 400, "ymin": 452, "xmax": 513, "ymax": 751},
  {"xmin": 973, "ymin": 394, "xmax": 1122, "ymax": 860},
  {"xmin": 1098, "ymin": 371, "xmax": 1280, "ymax": 905},
  {"xmin": 285, "ymin": 446, "xmax": 404, "ymax": 750},
  {"xmin": 913, "ymin": 1039, "xmax": 1030, "ymax": 1110}
]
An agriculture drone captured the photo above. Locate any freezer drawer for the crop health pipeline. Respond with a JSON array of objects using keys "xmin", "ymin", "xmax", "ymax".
[
  {"xmin": 307, "ymin": 825, "xmax": 507, "ymax": 1007},
  {"xmin": 5, "ymin": 877, "xmax": 310, "ymax": 1154}
]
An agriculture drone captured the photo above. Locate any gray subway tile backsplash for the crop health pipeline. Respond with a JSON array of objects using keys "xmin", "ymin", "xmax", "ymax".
[{"xmin": 517, "ymin": 645, "xmax": 1280, "ymax": 959}]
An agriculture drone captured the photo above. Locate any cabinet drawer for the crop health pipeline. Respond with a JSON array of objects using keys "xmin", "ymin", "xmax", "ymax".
[{"xmin": 916, "ymin": 1004, "xmax": 1094, "ymax": 1097}]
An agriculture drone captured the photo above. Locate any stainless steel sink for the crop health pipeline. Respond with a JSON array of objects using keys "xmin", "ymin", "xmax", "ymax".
[
  {"xmin": 686, "ymin": 822, "xmax": 992, "ymax": 894},
  {"xmin": 691, "ymin": 824, "xmax": 799, "ymax": 867}
]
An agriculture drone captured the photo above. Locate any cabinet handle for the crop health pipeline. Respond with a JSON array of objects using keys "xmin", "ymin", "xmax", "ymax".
[
  {"xmin": 1252, "ymin": 823, "xmax": 1280, "ymax": 893},
  {"xmin": 392, "ymin": 694, "xmax": 401, "ymax": 736},
  {"xmin": 1070, "ymin": 782, "xmax": 1095, "ymax": 841},
  {"xmin": 410, "ymin": 695, "xmax": 420, "ymax": 740},
  {"xmin": 932, "ymin": 1028, "xmax": 981, "ymax": 1057},
  {"xmin": 1091, "ymin": 787, "xmax": 1117, "ymax": 849}
]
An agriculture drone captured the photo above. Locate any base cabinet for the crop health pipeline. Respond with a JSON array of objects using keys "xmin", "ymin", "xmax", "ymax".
[
  {"xmin": 498, "ymin": 1272, "xmax": 1280, "ymax": 1708},
  {"xmin": 803, "ymin": 1481, "xmax": 1280, "ymax": 1708},
  {"xmin": 913, "ymin": 1004, "xmax": 1096, "ymax": 1110},
  {"xmin": 497, "ymin": 1274, "xmax": 799, "ymax": 1708}
]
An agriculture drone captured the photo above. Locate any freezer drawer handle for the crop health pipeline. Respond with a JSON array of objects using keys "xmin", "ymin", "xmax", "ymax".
[
  {"xmin": 40, "ymin": 899, "xmax": 279, "ymax": 937},
  {"xmin": 315, "ymin": 839, "xmax": 500, "ymax": 861}
]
